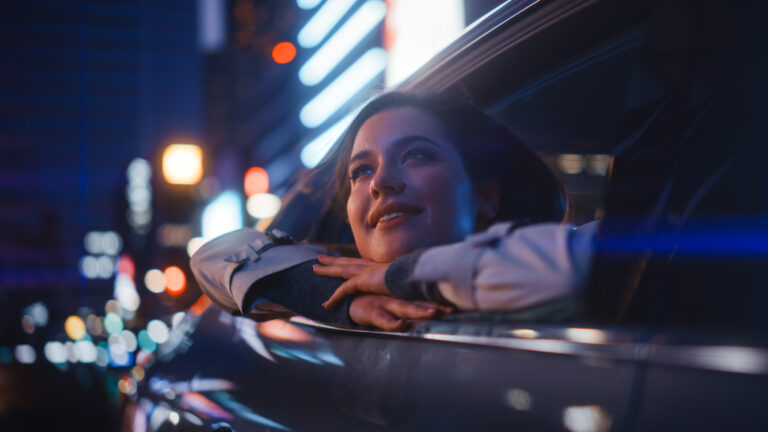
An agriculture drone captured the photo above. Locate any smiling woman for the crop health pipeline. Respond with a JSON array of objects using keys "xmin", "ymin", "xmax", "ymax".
[{"xmin": 190, "ymin": 92, "xmax": 596, "ymax": 331}]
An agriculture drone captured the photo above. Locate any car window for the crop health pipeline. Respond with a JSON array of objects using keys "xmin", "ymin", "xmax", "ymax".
[{"xmin": 465, "ymin": 18, "xmax": 767, "ymax": 334}]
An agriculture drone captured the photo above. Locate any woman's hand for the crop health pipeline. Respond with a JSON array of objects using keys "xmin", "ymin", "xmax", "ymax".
[
  {"xmin": 348, "ymin": 294, "xmax": 442, "ymax": 331},
  {"xmin": 312, "ymin": 254, "xmax": 391, "ymax": 309}
]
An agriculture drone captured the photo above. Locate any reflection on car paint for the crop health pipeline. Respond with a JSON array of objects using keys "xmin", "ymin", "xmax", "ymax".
[
  {"xmin": 212, "ymin": 391, "xmax": 291, "ymax": 431},
  {"xmin": 231, "ymin": 314, "xmax": 345, "ymax": 367},
  {"xmin": 180, "ymin": 391, "xmax": 234, "ymax": 420},
  {"xmin": 505, "ymin": 388, "xmax": 533, "ymax": 411},
  {"xmin": 233, "ymin": 315, "xmax": 276, "ymax": 362},
  {"xmin": 563, "ymin": 405, "xmax": 612, "ymax": 432}
]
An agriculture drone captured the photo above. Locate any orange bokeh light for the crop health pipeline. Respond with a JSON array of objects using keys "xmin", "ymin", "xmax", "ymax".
[
  {"xmin": 163, "ymin": 266, "xmax": 186, "ymax": 295},
  {"xmin": 244, "ymin": 167, "xmax": 269, "ymax": 196},
  {"xmin": 272, "ymin": 42, "xmax": 296, "ymax": 64}
]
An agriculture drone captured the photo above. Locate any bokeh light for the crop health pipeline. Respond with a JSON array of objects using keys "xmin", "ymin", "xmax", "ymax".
[
  {"xmin": 172, "ymin": 311, "xmax": 186, "ymax": 328},
  {"xmin": 104, "ymin": 312, "xmax": 124, "ymax": 335},
  {"xmin": 272, "ymin": 42, "xmax": 296, "ymax": 64},
  {"xmin": 75, "ymin": 340, "xmax": 98, "ymax": 363},
  {"xmin": 14, "ymin": 345, "xmax": 36, "ymax": 364},
  {"xmin": 147, "ymin": 320, "xmax": 170, "ymax": 344},
  {"xmin": 132, "ymin": 366, "xmax": 146, "ymax": 381},
  {"xmin": 95, "ymin": 346, "xmax": 109, "ymax": 367},
  {"xmin": 114, "ymin": 273, "xmax": 141, "ymax": 311},
  {"xmin": 116, "ymin": 254, "xmax": 135, "ymax": 278},
  {"xmin": 21, "ymin": 315, "xmax": 35, "ymax": 334},
  {"xmin": 65, "ymin": 341, "xmax": 78, "ymax": 363},
  {"xmin": 0, "ymin": 347, "xmax": 11, "ymax": 364},
  {"xmin": 120, "ymin": 330, "xmax": 138, "ymax": 352},
  {"xmin": 186, "ymin": 237, "xmax": 206, "ymax": 257},
  {"xmin": 244, "ymin": 166, "xmax": 269, "ymax": 196},
  {"xmin": 162, "ymin": 144, "xmax": 203, "ymax": 185},
  {"xmin": 144, "ymin": 269, "xmax": 166, "ymax": 293},
  {"xmin": 163, "ymin": 266, "xmax": 186, "ymax": 295},
  {"xmin": 44, "ymin": 341, "xmax": 67, "ymax": 364},
  {"xmin": 86, "ymin": 314, "xmax": 104, "ymax": 335},
  {"xmin": 105, "ymin": 299, "xmax": 119, "ymax": 314},
  {"xmin": 137, "ymin": 330, "xmax": 157, "ymax": 352},
  {"xmin": 246, "ymin": 193, "xmax": 282, "ymax": 219},
  {"xmin": 65, "ymin": 315, "xmax": 87, "ymax": 340},
  {"xmin": 109, "ymin": 343, "xmax": 131, "ymax": 367},
  {"xmin": 201, "ymin": 190, "xmax": 243, "ymax": 240},
  {"xmin": 23, "ymin": 302, "xmax": 49, "ymax": 327}
]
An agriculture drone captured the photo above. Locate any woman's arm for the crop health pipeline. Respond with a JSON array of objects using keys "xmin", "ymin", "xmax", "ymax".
[
  {"xmin": 190, "ymin": 228, "xmax": 332, "ymax": 315},
  {"xmin": 389, "ymin": 221, "xmax": 598, "ymax": 310},
  {"xmin": 319, "ymin": 221, "xmax": 599, "ymax": 311},
  {"xmin": 190, "ymin": 228, "xmax": 442, "ymax": 328}
]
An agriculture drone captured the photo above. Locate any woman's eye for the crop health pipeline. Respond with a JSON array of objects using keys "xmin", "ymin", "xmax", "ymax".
[
  {"xmin": 402, "ymin": 149, "xmax": 426, "ymax": 162},
  {"xmin": 349, "ymin": 166, "xmax": 373, "ymax": 181}
]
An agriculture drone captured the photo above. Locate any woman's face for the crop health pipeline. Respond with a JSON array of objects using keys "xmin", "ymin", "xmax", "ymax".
[{"xmin": 346, "ymin": 107, "xmax": 477, "ymax": 262}]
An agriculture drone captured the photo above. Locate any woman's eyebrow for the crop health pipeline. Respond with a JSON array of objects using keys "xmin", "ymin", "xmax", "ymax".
[
  {"xmin": 349, "ymin": 135, "xmax": 442, "ymax": 163},
  {"xmin": 349, "ymin": 150, "xmax": 371, "ymax": 164},
  {"xmin": 394, "ymin": 135, "xmax": 442, "ymax": 150}
]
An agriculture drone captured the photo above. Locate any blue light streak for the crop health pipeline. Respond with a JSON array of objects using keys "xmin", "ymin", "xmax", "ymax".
[
  {"xmin": 300, "ymin": 47, "xmax": 387, "ymax": 128},
  {"xmin": 297, "ymin": 0, "xmax": 356, "ymax": 48},
  {"xmin": 299, "ymin": 0, "xmax": 387, "ymax": 86},
  {"xmin": 300, "ymin": 112, "xmax": 355, "ymax": 168},
  {"xmin": 297, "ymin": 0, "xmax": 323, "ymax": 9}
]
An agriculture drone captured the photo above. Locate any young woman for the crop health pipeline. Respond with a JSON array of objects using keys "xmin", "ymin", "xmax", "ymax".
[{"xmin": 191, "ymin": 92, "xmax": 596, "ymax": 331}]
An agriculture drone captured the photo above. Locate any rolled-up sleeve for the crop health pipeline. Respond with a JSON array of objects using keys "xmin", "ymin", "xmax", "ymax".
[
  {"xmin": 410, "ymin": 221, "xmax": 598, "ymax": 311},
  {"xmin": 190, "ymin": 229, "xmax": 327, "ymax": 315}
]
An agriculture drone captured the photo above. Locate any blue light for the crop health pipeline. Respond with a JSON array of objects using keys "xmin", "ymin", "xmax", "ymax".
[
  {"xmin": 202, "ymin": 190, "xmax": 244, "ymax": 240},
  {"xmin": 299, "ymin": 0, "xmax": 387, "ymax": 86},
  {"xmin": 297, "ymin": 0, "xmax": 323, "ymax": 10},
  {"xmin": 301, "ymin": 112, "xmax": 355, "ymax": 168},
  {"xmin": 594, "ymin": 219, "xmax": 768, "ymax": 257},
  {"xmin": 297, "ymin": 0, "xmax": 356, "ymax": 48},
  {"xmin": 300, "ymin": 47, "xmax": 387, "ymax": 128}
]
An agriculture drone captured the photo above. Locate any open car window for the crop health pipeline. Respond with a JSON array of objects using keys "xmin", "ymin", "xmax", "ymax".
[{"xmin": 269, "ymin": 1, "xmax": 767, "ymax": 333}]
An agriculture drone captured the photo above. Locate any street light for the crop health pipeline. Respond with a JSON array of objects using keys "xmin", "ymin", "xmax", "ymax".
[{"xmin": 162, "ymin": 144, "xmax": 203, "ymax": 185}]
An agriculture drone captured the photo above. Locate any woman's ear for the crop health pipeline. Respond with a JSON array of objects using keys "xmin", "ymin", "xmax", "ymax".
[{"xmin": 476, "ymin": 178, "xmax": 501, "ymax": 227}]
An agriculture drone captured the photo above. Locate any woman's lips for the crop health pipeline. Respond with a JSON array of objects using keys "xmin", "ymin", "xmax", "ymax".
[
  {"xmin": 374, "ymin": 212, "xmax": 414, "ymax": 230},
  {"xmin": 369, "ymin": 202, "xmax": 423, "ymax": 228}
]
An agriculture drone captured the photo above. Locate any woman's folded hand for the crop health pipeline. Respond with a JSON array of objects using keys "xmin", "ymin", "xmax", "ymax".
[
  {"xmin": 347, "ymin": 294, "xmax": 445, "ymax": 331},
  {"xmin": 313, "ymin": 254, "xmax": 391, "ymax": 309}
]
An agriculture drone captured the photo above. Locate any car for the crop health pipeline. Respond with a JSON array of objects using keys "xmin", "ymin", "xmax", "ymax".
[{"xmin": 123, "ymin": 1, "xmax": 768, "ymax": 430}]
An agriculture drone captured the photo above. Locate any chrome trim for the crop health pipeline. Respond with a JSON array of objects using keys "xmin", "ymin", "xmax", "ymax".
[
  {"xmin": 290, "ymin": 316, "xmax": 768, "ymax": 375},
  {"xmin": 396, "ymin": 0, "xmax": 597, "ymax": 92}
]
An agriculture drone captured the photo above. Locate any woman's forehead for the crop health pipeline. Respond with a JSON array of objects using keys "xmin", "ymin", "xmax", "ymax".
[{"xmin": 351, "ymin": 106, "xmax": 448, "ymax": 152}]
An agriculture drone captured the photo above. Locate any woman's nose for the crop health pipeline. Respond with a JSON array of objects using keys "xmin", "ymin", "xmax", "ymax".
[{"xmin": 370, "ymin": 166, "xmax": 405, "ymax": 198}]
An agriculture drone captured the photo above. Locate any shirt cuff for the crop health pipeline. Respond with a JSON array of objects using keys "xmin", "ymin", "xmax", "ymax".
[{"xmin": 385, "ymin": 249, "xmax": 450, "ymax": 305}]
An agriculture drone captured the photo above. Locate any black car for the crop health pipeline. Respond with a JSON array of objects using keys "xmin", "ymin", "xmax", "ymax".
[{"xmin": 124, "ymin": 1, "xmax": 768, "ymax": 430}]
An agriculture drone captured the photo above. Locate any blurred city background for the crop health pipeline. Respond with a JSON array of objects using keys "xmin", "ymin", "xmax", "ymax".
[{"xmin": 0, "ymin": 0, "xmax": 509, "ymax": 427}]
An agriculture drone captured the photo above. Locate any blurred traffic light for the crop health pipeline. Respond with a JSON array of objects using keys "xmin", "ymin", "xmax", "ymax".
[{"xmin": 272, "ymin": 41, "xmax": 297, "ymax": 64}]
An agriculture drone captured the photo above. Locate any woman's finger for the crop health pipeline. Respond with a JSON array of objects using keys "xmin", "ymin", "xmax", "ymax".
[
  {"xmin": 370, "ymin": 307, "xmax": 407, "ymax": 332},
  {"xmin": 412, "ymin": 300, "xmax": 455, "ymax": 315},
  {"xmin": 322, "ymin": 280, "xmax": 361, "ymax": 310},
  {"xmin": 383, "ymin": 298, "xmax": 439, "ymax": 320},
  {"xmin": 317, "ymin": 254, "xmax": 371, "ymax": 266},
  {"xmin": 312, "ymin": 263, "xmax": 366, "ymax": 279}
]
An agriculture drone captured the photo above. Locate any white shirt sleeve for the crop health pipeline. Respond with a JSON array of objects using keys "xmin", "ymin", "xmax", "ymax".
[
  {"xmin": 190, "ymin": 229, "xmax": 327, "ymax": 315},
  {"xmin": 412, "ymin": 221, "xmax": 599, "ymax": 311}
]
